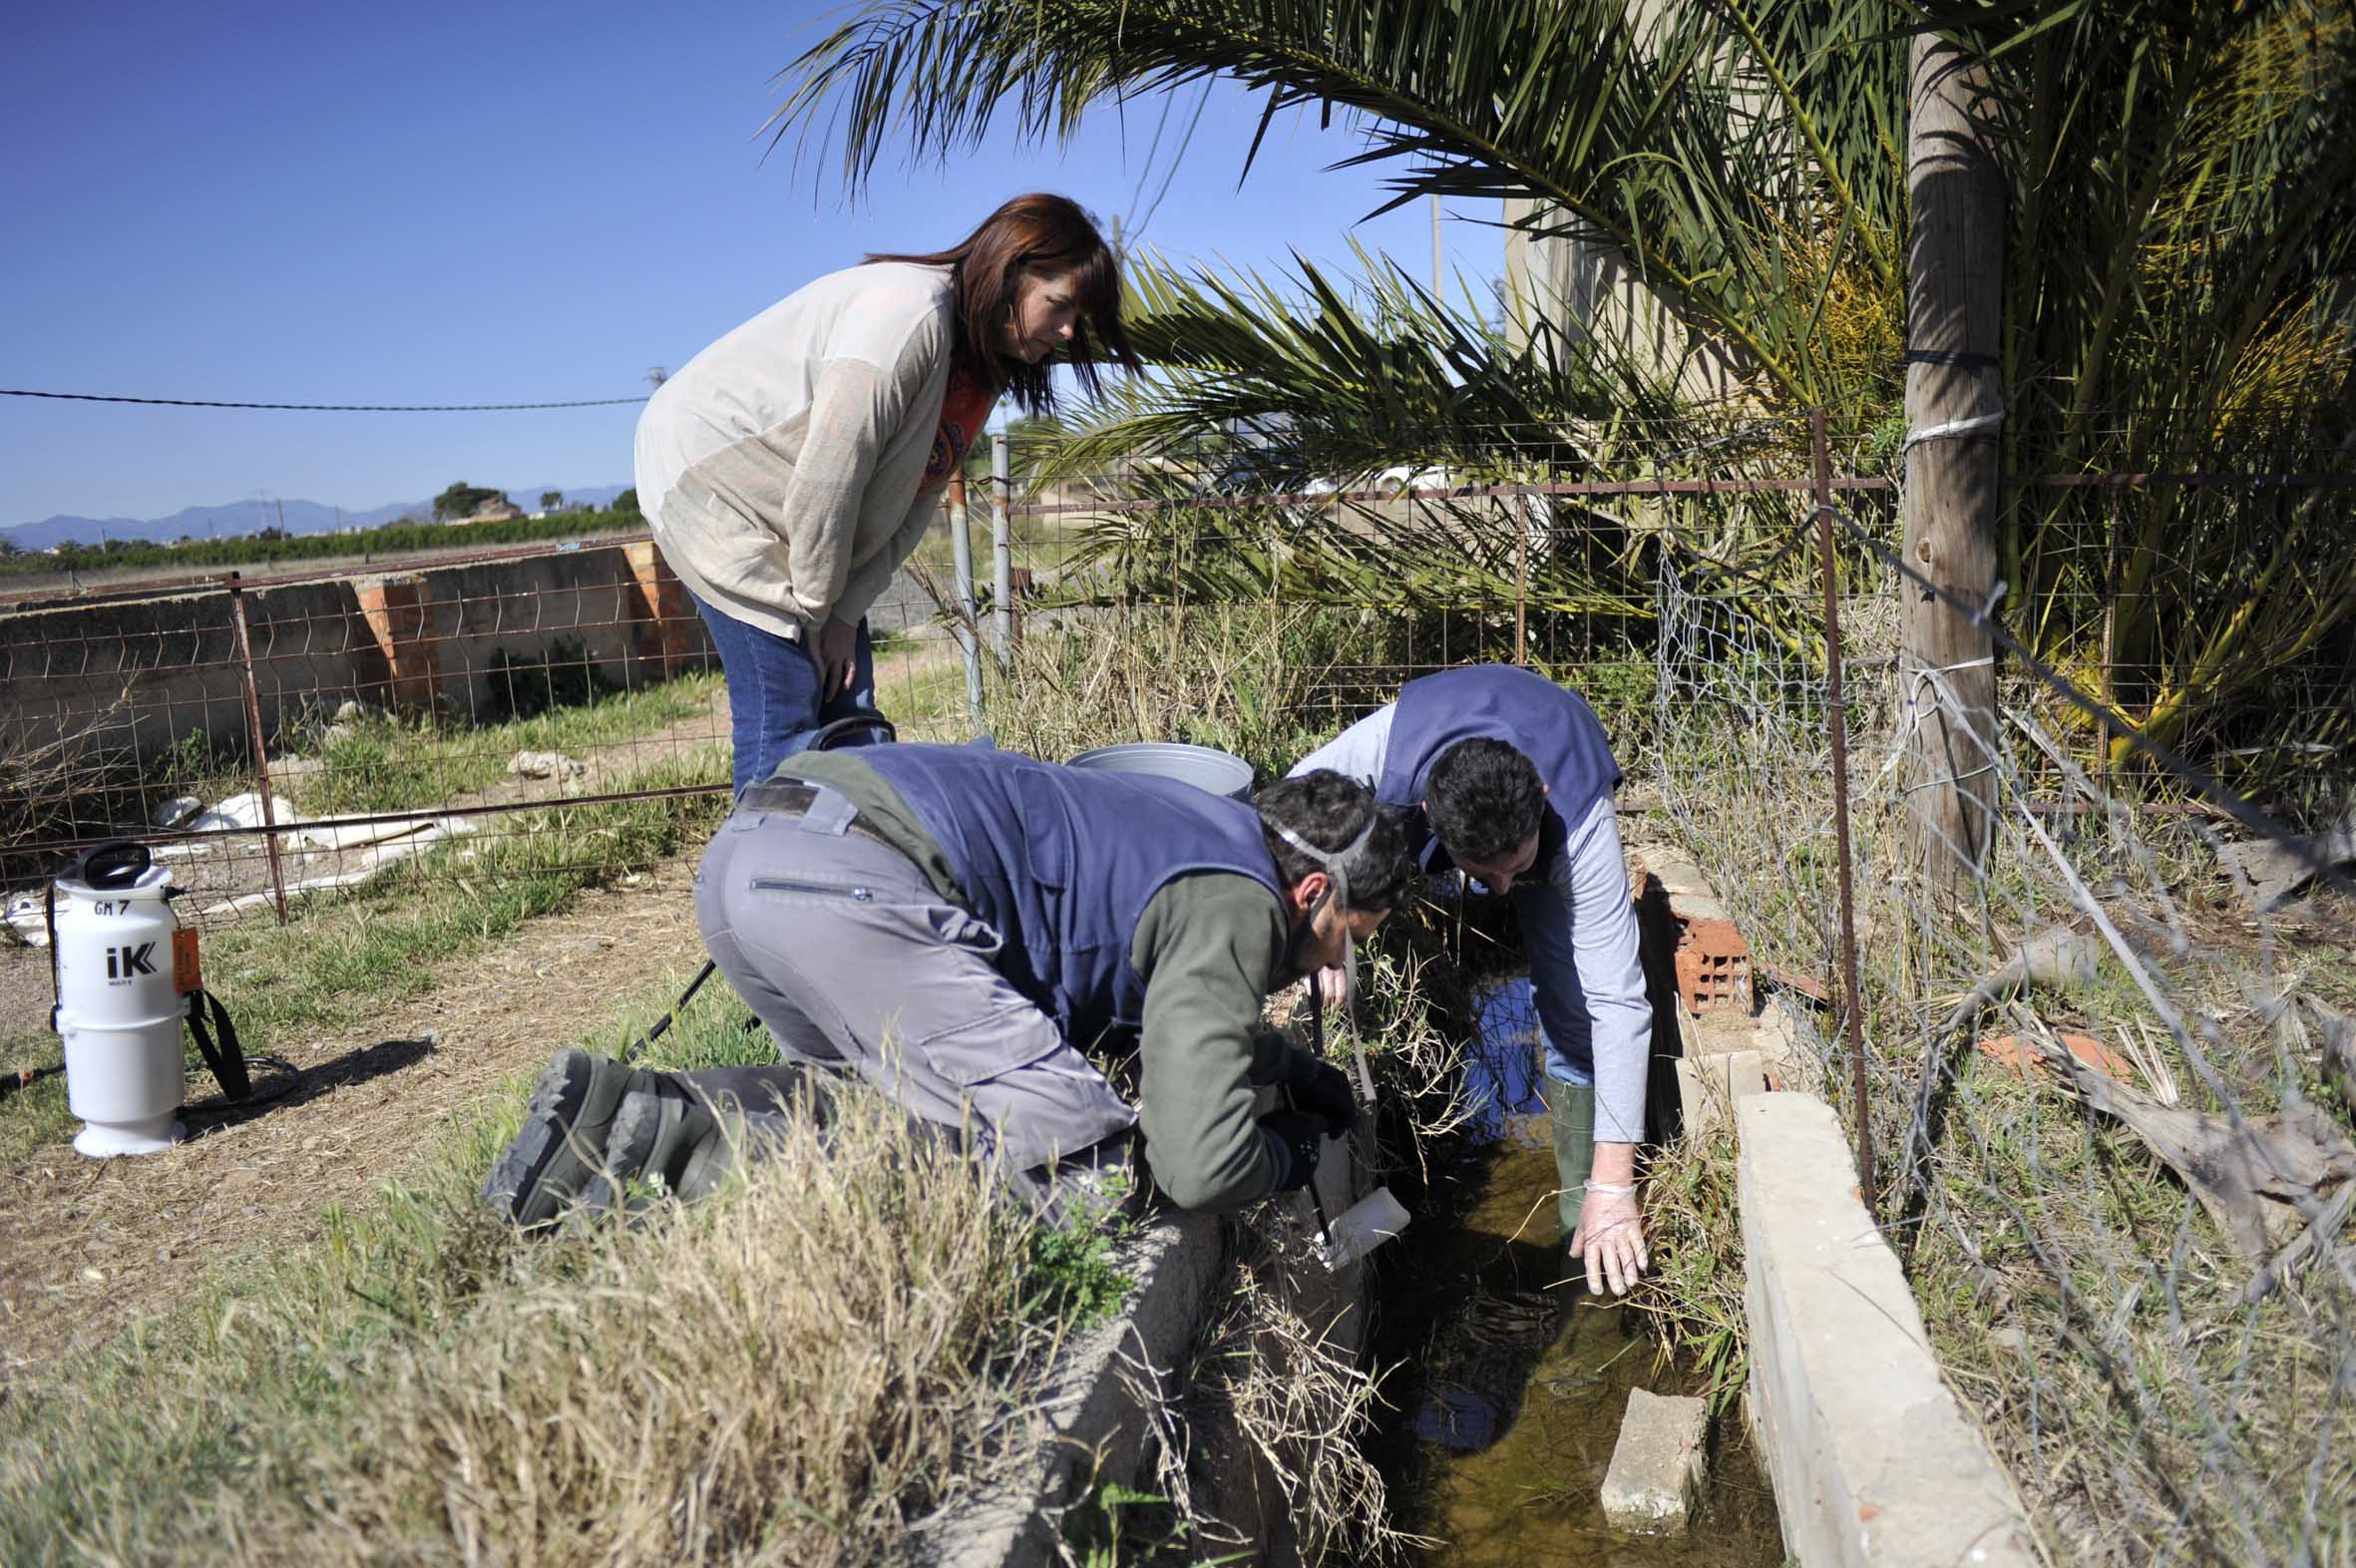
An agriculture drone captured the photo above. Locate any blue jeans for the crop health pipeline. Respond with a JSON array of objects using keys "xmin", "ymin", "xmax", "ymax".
[
  {"xmin": 686, "ymin": 588, "xmax": 881, "ymax": 796},
  {"xmin": 1506, "ymin": 795, "xmax": 1652, "ymax": 1147}
]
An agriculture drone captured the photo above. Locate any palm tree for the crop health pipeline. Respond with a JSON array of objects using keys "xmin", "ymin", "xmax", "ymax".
[{"xmin": 769, "ymin": 0, "xmax": 2356, "ymax": 783}]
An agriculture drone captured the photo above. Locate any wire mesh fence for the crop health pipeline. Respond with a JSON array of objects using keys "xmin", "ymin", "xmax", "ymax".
[
  {"xmin": 1650, "ymin": 445, "xmax": 2355, "ymax": 1564},
  {"xmin": 0, "ymin": 529, "xmax": 979, "ymax": 1040},
  {"xmin": 5, "ymin": 412, "xmax": 2351, "ymax": 1561}
]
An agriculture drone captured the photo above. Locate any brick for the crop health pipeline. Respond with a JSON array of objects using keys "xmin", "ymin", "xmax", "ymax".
[
  {"xmin": 353, "ymin": 576, "xmax": 440, "ymax": 711},
  {"xmin": 624, "ymin": 541, "xmax": 702, "ymax": 677},
  {"xmin": 1977, "ymin": 1032, "xmax": 2133, "ymax": 1083},
  {"xmin": 1674, "ymin": 917, "xmax": 1753, "ymax": 1015}
]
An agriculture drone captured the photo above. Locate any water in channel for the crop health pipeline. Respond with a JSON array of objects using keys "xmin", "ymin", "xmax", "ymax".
[{"xmin": 1369, "ymin": 976, "xmax": 1784, "ymax": 1568}]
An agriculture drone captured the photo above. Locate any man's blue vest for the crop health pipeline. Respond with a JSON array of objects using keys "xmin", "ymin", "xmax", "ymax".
[
  {"xmin": 1374, "ymin": 665, "xmax": 1622, "ymax": 873},
  {"xmin": 852, "ymin": 744, "xmax": 1284, "ymax": 1051}
]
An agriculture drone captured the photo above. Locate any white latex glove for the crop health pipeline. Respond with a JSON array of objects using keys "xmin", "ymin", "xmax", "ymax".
[
  {"xmin": 1571, "ymin": 1185, "xmax": 1650, "ymax": 1296},
  {"xmin": 1312, "ymin": 963, "xmax": 1354, "ymax": 1010}
]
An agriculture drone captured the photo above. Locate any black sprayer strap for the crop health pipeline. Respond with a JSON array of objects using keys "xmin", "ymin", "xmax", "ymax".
[
  {"xmin": 187, "ymin": 989, "xmax": 253, "ymax": 1102},
  {"xmin": 619, "ymin": 960, "xmax": 718, "ymax": 1064},
  {"xmin": 44, "ymin": 881, "xmax": 61, "ymax": 1035}
]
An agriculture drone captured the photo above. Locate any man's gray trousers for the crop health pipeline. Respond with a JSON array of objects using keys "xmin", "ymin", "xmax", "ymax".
[{"xmin": 690, "ymin": 790, "xmax": 1139, "ymax": 1178}]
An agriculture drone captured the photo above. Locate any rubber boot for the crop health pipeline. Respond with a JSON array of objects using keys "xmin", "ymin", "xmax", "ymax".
[
  {"xmin": 582, "ymin": 1062, "xmax": 827, "ymax": 1214},
  {"xmin": 1544, "ymin": 1075, "xmax": 1596, "ymax": 1259},
  {"xmin": 581, "ymin": 1077, "xmax": 733, "ymax": 1212},
  {"xmin": 482, "ymin": 1049, "xmax": 655, "ymax": 1228}
]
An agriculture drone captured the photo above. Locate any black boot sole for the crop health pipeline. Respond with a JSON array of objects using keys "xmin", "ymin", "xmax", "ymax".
[{"xmin": 483, "ymin": 1048, "xmax": 626, "ymax": 1229}]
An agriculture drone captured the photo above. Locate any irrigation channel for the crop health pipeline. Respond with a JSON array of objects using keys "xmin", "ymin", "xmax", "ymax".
[{"xmin": 1366, "ymin": 974, "xmax": 1782, "ymax": 1566}]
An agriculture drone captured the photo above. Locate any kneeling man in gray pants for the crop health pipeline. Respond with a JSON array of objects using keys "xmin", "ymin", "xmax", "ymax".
[{"xmin": 484, "ymin": 743, "xmax": 1412, "ymax": 1223}]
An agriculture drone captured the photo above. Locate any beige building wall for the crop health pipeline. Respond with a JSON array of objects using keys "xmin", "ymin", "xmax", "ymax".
[
  {"xmin": 1502, "ymin": 197, "xmax": 1748, "ymax": 405},
  {"xmin": 1500, "ymin": 1, "xmax": 1766, "ymax": 406}
]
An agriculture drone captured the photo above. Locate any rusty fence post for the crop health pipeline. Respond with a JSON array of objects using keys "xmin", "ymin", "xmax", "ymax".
[
  {"xmin": 226, "ymin": 575, "xmax": 290, "ymax": 925},
  {"xmin": 1813, "ymin": 408, "xmax": 1876, "ymax": 1211}
]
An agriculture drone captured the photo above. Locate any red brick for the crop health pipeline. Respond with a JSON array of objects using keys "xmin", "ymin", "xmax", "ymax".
[
  {"xmin": 625, "ymin": 541, "xmax": 701, "ymax": 676},
  {"xmin": 1674, "ymin": 917, "xmax": 1753, "ymax": 1015},
  {"xmin": 354, "ymin": 576, "xmax": 440, "ymax": 711}
]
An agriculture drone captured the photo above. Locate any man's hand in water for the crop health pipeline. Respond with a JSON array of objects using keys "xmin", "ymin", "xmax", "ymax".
[
  {"xmin": 1572, "ymin": 1141, "xmax": 1650, "ymax": 1296},
  {"xmin": 1571, "ymin": 1185, "xmax": 1649, "ymax": 1295}
]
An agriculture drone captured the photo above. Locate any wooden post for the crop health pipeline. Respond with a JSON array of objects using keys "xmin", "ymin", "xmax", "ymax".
[
  {"xmin": 1900, "ymin": 32, "xmax": 2004, "ymax": 902},
  {"xmin": 225, "ymin": 577, "xmax": 290, "ymax": 925}
]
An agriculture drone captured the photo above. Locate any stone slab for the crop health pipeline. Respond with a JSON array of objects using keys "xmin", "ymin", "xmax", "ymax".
[
  {"xmin": 1675, "ymin": 1049, "xmax": 1766, "ymax": 1138},
  {"xmin": 1738, "ymin": 1092, "xmax": 2038, "ymax": 1568},
  {"xmin": 1601, "ymin": 1386, "xmax": 1710, "ymax": 1533}
]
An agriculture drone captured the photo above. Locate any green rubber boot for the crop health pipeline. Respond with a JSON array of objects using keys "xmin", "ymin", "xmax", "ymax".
[
  {"xmin": 1544, "ymin": 1075, "xmax": 1596, "ymax": 1254},
  {"xmin": 482, "ymin": 1049, "xmax": 655, "ymax": 1228}
]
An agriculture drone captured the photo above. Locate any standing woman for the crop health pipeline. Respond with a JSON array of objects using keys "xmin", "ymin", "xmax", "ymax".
[{"xmin": 635, "ymin": 194, "xmax": 1139, "ymax": 794}]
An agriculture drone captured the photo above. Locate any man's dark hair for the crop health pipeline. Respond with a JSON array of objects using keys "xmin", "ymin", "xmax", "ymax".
[
  {"xmin": 1425, "ymin": 739, "xmax": 1547, "ymax": 865},
  {"xmin": 1254, "ymin": 770, "xmax": 1413, "ymax": 913}
]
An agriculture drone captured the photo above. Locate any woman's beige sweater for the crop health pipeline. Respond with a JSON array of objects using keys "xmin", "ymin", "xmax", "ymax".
[{"xmin": 632, "ymin": 261, "xmax": 957, "ymax": 641}]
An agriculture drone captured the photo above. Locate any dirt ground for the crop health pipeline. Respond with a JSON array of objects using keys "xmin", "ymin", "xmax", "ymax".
[
  {"xmin": 0, "ymin": 693, "xmax": 737, "ymax": 1384},
  {"xmin": 0, "ymin": 639, "xmax": 975, "ymax": 1386},
  {"xmin": 0, "ymin": 871, "xmax": 709, "ymax": 1382}
]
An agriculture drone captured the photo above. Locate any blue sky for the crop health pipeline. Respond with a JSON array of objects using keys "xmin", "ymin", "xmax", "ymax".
[{"xmin": 2, "ymin": 0, "xmax": 1499, "ymax": 528}]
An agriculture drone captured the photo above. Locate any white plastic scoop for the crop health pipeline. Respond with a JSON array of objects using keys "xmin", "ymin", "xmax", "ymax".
[{"xmin": 1300, "ymin": 973, "xmax": 1409, "ymax": 1271}]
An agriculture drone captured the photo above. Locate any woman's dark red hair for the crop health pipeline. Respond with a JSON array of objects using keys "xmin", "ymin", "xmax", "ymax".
[{"xmin": 867, "ymin": 193, "xmax": 1141, "ymax": 416}]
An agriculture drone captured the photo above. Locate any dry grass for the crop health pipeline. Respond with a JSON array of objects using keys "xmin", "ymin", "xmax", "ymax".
[
  {"xmin": 1124, "ymin": 1207, "xmax": 1431, "ymax": 1568},
  {"xmin": 0, "ymin": 1000, "xmax": 1066, "ymax": 1567},
  {"xmin": 1651, "ymin": 559, "xmax": 2356, "ymax": 1566}
]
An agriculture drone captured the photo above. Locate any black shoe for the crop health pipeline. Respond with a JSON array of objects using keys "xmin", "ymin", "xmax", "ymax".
[{"xmin": 481, "ymin": 1049, "xmax": 650, "ymax": 1228}]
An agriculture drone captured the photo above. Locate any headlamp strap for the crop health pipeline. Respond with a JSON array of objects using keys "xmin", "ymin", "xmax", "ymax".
[{"xmin": 1272, "ymin": 813, "xmax": 1379, "ymax": 1105}]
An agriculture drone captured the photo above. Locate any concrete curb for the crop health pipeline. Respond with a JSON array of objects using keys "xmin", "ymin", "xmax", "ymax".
[
  {"xmin": 1738, "ymin": 1092, "xmax": 2039, "ymax": 1568},
  {"xmin": 914, "ymin": 1208, "xmax": 1223, "ymax": 1568},
  {"xmin": 918, "ymin": 1122, "xmax": 1367, "ymax": 1568}
]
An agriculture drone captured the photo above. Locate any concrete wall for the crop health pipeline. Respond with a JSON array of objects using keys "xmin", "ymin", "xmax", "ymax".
[
  {"xmin": 0, "ymin": 543, "xmax": 714, "ymax": 776},
  {"xmin": 1738, "ymin": 1092, "xmax": 2039, "ymax": 1568}
]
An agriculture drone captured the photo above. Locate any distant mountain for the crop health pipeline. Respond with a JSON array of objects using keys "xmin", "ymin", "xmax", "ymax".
[{"xmin": 2, "ymin": 484, "xmax": 632, "ymax": 552}]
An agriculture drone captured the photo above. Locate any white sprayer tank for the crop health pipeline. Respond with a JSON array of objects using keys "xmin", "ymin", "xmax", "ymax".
[{"xmin": 53, "ymin": 864, "xmax": 187, "ymax": 1156}]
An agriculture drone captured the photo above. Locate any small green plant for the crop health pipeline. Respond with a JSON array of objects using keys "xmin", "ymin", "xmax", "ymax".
[
  {"xmin": 1021, "ymin": 1178, "xmax": 1137, "ymax": 1328},
  {"xmin": 1059, "ymin": 1478, "xmax": 1243, "ymax": 1567}
]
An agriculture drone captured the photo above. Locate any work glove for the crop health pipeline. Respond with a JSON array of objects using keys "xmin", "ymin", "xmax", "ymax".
[
  {"xmin": 1282, "ymin": 1052, "xmax": 1359, "ymax": 1134},
  {"xmin": 1260, "ymin": 1109, "xmax": 1328, "ymax": 1192}
]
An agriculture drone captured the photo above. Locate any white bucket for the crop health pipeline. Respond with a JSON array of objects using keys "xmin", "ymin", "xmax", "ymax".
[{"xmin": 53, "ymin": 865, "xmax": 187, "ymax": 1157}]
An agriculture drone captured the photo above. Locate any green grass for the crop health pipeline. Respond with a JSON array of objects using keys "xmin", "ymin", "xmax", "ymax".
[
  {"xmin": 298, "ymin": 669, "xmax": 722, "ymax": 816},
  {"xmin": 1020, "ymin": 1181, "xmax": 1138, "ymax": 1328}
]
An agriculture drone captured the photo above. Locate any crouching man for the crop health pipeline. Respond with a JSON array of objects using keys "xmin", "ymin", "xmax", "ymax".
[
  {"xmin": 1292, "ymin": 664, "xmax": 1652, "ymax": 1294},
  {"xmin": 483, "ymin": 744, "xmax": 1412, "ymax": 1224}
]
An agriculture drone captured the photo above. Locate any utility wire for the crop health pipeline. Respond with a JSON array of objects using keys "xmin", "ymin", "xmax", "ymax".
[
  {"xmin": 0, "ymin": 388, "xmax": 648, "ymax": 412},
  {"xmin": 1122, "ymin": 80, "xmax": 1214, "ymax": 249}
]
